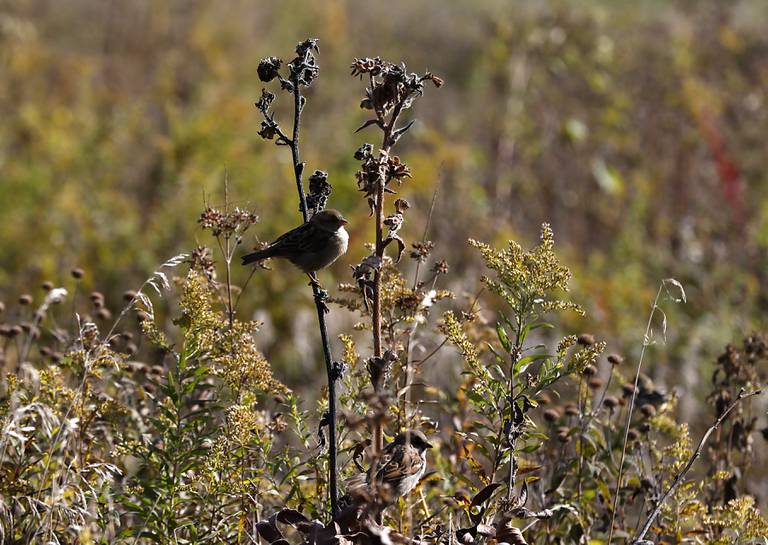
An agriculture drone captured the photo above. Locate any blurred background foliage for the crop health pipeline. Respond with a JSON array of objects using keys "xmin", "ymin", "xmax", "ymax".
[{"xmin": 1, "ymin": 0, "xmax": 767, "ymax": 421}]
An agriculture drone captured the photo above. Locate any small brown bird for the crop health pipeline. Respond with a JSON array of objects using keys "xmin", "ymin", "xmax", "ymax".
[
  {"xmin": 344, "ymin": 430, "xmax": 433, "ymax": 506},
  {"xmin": 241, "ymin": 209, "xmax": 349, "ymax": 273}
]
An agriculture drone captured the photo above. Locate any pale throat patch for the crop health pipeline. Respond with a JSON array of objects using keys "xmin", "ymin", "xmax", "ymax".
[{"xmin": 337, "ymin": 226, "xmax": 349, "ymax": 252}]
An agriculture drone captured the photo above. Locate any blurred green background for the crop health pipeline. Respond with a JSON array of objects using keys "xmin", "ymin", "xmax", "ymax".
[{"xmin": 1, "ymin": 0, "xmax": 767, "ymax": 413}]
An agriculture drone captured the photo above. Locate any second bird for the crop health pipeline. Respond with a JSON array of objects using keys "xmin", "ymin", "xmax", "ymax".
[{"xmin": 241, "ymin": 209, "xmax": 349, "ymax": 273}]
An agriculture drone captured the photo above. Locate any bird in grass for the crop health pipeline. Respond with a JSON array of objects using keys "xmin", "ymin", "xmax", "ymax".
[
  {"xmin": 343, "ymin": 430, "xmax": 433, "ymax": 509},
  {"xmin": 241, "ymin": 209, "xmax": 349, "ymax": 281}
]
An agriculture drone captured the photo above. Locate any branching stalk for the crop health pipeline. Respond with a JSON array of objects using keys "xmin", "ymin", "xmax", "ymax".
[{"xmin": 631, "ymin": 389, "xmax": 762, "ymax": 544}]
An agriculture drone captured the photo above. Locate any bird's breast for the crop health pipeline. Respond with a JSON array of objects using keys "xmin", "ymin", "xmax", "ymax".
[{"xmin": 335, "ymin": 226, "xmax": 349, "ymax": 254}]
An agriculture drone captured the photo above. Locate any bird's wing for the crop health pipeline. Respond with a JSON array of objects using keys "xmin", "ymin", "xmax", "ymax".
[
  {"xmin": 268, "ymin": 222, "xmax": 326, "ymax": 256},
  {"xmin": 373, "ymin": 445, "xmax": 423, "ymax": 485}
]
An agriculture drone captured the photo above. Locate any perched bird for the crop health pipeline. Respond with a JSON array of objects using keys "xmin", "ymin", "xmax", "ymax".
[
  {"xmin": 241, "ymin": 209, "xmax": 349, "ymax": 274},
  {"xmin": 344, "ymin": 430, "xmax": 433, "ymax": 508}
]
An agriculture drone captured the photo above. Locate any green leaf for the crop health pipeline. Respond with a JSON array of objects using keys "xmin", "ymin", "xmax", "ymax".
[
  {"xmin": 495, "ymin": 322, "xmax": 511, "ymax": 353},
  {"xmin": 520, "ymin": 321, "xmax": 554, "ymax": 344},
  {"xmin": 515, "ymin": 353, "xmax": 550, "ymax": 375}
]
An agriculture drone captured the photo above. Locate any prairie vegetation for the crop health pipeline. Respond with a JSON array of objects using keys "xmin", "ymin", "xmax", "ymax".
[{"xmin": 1, "ymin": 2, "xmax": 767, "ymax": 544}]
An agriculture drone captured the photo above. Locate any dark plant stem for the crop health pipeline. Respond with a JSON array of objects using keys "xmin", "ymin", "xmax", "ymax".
[
  {"xmin": 286, "ymin": 71, "xmax": 338, "ymax": 518},
  {"xmin": 371, "ymin": 102, "xmax": 405, "ymax": 453},
  {"xmin": 505, "ymin": 311, "xmax": 523, "ymax": 502},
  {"xmin": 631, "ymin": 389, "xmax": 762, "ymax": 544}
]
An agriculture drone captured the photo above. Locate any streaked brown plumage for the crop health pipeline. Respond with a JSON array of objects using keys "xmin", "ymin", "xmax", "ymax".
[{"xmin": 344, "ymin": 430, "xmax": 432, "ymax": 506}]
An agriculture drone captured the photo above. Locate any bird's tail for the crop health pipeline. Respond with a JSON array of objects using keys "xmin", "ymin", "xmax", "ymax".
[{"xmin": 241, "ymin": 246, "xmax": 276, "ymax": 265}]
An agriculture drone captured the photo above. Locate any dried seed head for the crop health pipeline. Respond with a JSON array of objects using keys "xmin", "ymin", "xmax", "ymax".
[
  {"xmin": 627, "ymin": 429, "xmax": 640, "ymax": 441},
  {"xmin": 640, "ymin": 404, "xmax": 656, "ymax": 418},
  {"xmin": 537, "ymin": 391, "xmax": 552, "ymax": 405},
  {"xmin": 603, "ymin": 396, "xmax": 619, "ymax": 409},
  {"xmin": 564, "ymin": 404, "xmax": 579, "ymax": 416},
  {"xmin": 582, "ymin": 364, "xmax": 597, "ymax": 376},
  {"xmin": 39, "ymin": 346, "xmax": 52, "ymax": 357},
  {"xmin": 543, "ymin": 408, "xmax": 561, "ymax": 422},
  {"xmin": 577, "ymin": 333, "xmax": 595, "ymax": 346},
  {"xmin": 51, "ymin": 351, "xmax": 63, "ymax": 362},
  {"xmin": 90, "ymin": 292, "xmax": 104, "ymax": 303},
  {"xmin": 433, "ymin": 259, "xmax": 449, "ymax": 275},
  {"xmin": 41, "ymin": 281, "xmax": 54, "ymax": 291},
  {"xmin": 257, "ymin": 56, "xmax": 283, "ymax": 82},
  {"xmin": 123, "ymin": 290, "xmax": 137, "ymax": 302},
  {"xmin": 71, "ymin": 268, "xmax": 85, "ymax": 279},
  {"xmin": 18, "ymin": 294, "xmax": 32, "ymax": 306},
  {"xmin": 588, "ymin": 377, "xmax": 604, "ymax": 389},
  {"xmin": 10, "ymin": 325, "xmax": 22, "ymax": 337},
  {"xmin": 607, "ymin": 353, "xmax": 624, "ymax": 365},
  {"xmin": 622, "ymin": 383, "xmax": 636, "ymax": 397}
]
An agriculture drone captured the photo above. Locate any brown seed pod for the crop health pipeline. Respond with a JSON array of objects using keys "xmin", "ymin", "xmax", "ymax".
[
  {"xmin": 564, "ymin": 404, "xmax": 579, "ymax": 417},
  {"xmin": 577, "ymin": 334, "xmax": 595, "ymax": 346},
  {"xmin": 19, "ymin": 294, "xmax": 33, "ymax": 306},
  {"xmin": 123, "ymin": 290, "xmax": 137, "ymax": 302},
  {"xmin": 627, "ymin": 429, "xmax": 640, "ymax": 441},
  {"xmin": 543, "ymin": 408, "xmax": 561, "ymax": 423},
  {"xmin": 607, "ymin": 353, "xmax": 624, "ymax": 365},
  {"xmin": 90, "ymin": 292, "xmax": 104, "ymax": 303},
  {"xmin": 41, "ymin": 281, "xmax": 54, "ymax": 291},
  {"xmin": 588, "ymin": 377, "xmax": 604, "ymax": 390},
  {"xmin": 582, "ymin": 364, "xmax": 597, "ymax": 377},
  {"xmin": 621, "ymin": 383, "xmax": 636, "ymax": 397},
  {"xmin": 71, "ymin": 268, "xmax": 85, "ymax": 279},
  {"xmin": 640, "ymin": 404, "xmax": 656, "ymax": 418},
  {"xmin": 603, "ymin": 396, "xmax": 619, "ymax": 409}
]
